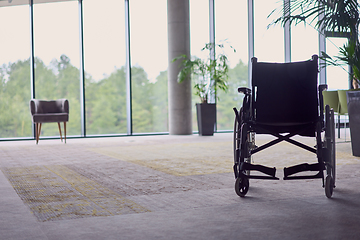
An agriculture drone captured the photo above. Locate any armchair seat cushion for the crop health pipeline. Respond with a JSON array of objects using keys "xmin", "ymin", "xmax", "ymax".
[{"xmin": 32, "ymin": 113, "xmax": 69, "ymax": 123}]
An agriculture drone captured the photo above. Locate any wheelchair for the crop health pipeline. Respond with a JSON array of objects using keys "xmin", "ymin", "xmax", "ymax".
[{"xmin": 233, "ymin": 55, "xmax": 336, "ymax": 198}]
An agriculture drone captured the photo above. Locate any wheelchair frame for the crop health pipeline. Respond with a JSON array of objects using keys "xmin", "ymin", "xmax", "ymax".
[{"xmin": 233, "ymin": 56, "xmax": 336, "ymax": 198}]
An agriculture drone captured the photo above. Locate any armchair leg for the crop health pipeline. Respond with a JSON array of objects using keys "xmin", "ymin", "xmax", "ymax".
[
  {"xmin": 36, "ymin": 123, "xmax": 42, "ymax": 144},
  {"xmin": 57, "ymin": 122, "xmax": 63, "ymax": 142},
  {"xmin": 64, "ymin": 122, "xmax": 67, "ymax": 144}
]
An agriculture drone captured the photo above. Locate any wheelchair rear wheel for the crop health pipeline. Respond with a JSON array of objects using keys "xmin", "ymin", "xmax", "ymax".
[
  {"xmin": 233, "ymin": 108, "xmax": 242, "ymax": 165},
  {"xmin": 233, "ymin": 108, "xmax": 252, "ymax": 197},
  {"xmin": 324, "ymin": 105, "xmax": 336, "ymax": 198}
]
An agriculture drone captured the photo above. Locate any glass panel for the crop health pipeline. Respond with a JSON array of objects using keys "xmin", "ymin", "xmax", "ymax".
[
  {"xmin": 130, "ymin": 0, "xmax": 168, "ymax": 133},
  {"xmin": 326, "ymin": 38, "xmax": 349, "ymax": 90},
  {"xmin": 190, "ymin": 0, "xmax": 210, "ymax": 132},
  {"xmin": 0, "ymin": 5, "xmax": 31, "ymax": 139},
  {"xmin": 33, "ymin": 1, "xmax": 81, "ymax": 137},
  {"xmin": 215, "ymin": 0, "xmax": 248, "ymax": 131},
  {"xmin": 83, "ymin": 0, "xmax": 126, "ymax": 135},
  {"xmin": 254, "ymin": 0, "xmax": 284, "ymax": 62},
  {"xmin": 292, "ymin": 25, "xmax": 318, "ymax": 62}
]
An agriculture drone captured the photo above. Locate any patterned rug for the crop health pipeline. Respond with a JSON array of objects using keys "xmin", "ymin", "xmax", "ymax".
[
  {"xmin": 88, "ymin": 138, "xmax": 360, "ymax": 176},
  {"xmin": 1, "ymin": 165, "xmax": 149, "ymax": 222},
  {"xmin": 89, "ymin": 141, "xmax": 234, "ymax": 176}
]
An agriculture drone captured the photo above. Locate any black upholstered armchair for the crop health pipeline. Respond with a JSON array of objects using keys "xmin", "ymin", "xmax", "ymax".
[{"xmin": 29, "ymin": 99, "xmax": 69, "ymax": 144}]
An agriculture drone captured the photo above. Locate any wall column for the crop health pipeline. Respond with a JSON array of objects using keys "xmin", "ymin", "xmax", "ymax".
[{"xmin": 167, "ymin": 0, "xmax": 192, "ymax": 135}]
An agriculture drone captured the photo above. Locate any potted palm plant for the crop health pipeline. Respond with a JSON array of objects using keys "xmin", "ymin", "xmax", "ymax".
[
  {"xmin": 319, "ymin": 40, "xmax": 360, "ymax": 156},
  {"xmin": 173, "ymin": 42, "xmax": 235, "ymax": 135},
  {"xmin": 269, "ymin": 0, "xmax": 360, "ymax": 156}
]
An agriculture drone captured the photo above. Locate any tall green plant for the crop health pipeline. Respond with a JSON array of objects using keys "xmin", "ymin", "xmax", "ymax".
[
  {"xmin": 173, "ymin": 42, "xmax": 235, "ymax": 103},
  {"xmin": 322, "ymin": 40, "xmax": 360, "ymax": 86},
  {"xmin": 270, "ymin": 0, "xmax": 359, "ymax": 34},
  {"xmin": 269, "ymin": 0, "xmax": 360, "ymax": 87}
]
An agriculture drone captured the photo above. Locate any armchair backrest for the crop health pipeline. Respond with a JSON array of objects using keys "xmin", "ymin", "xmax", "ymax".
[{"xmin": 30, "ymin": 99, "xmax": 69, "ymax": 115}]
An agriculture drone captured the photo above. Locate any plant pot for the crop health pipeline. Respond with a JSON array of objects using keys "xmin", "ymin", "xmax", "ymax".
[
  {"xmin": 346, "ymin": 90, "xmax": 360, "ymax": 157},
  {"xmin": 196, "ymin": 103, "xmax": 216, "ymax": 136}
]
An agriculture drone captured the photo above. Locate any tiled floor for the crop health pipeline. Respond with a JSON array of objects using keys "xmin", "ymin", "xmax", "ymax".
[{"xmin": 0, "ymin": 131, "xmax": 360, "ymax": 240}]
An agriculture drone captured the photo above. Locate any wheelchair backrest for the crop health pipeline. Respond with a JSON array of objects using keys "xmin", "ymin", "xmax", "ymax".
[{"xmin": 251, "ymin": 55, "xmax": 319, "ymax": 125}]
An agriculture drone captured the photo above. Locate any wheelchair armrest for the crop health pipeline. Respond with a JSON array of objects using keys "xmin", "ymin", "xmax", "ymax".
[
  {"xmin": 319, "ymin": 84, "xmax": 327, "ymax": 92},
  {"xmin": 238, "ymin": 87, "xmax": 251, "ymax": 95},
  {"xmin": 318, "ymin": 84, "xmax": 327, "ymax": 126}
]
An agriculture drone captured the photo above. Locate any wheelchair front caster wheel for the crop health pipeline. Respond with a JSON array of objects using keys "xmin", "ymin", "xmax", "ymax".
[
  {"xmin": 325, "ymin": 175, "xmax": 334, "ymax": 198},
  {"xmin": 235, "ymin": 177, "xmax": 249, "ymax": 197}
]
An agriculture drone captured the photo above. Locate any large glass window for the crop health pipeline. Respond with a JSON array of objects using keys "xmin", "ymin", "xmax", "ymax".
[
  {"xmin": 83, "ymin": 0, "xmax": 127, "ymax": 135},
  {"xmin": 33, "ymin": 1, "xmax": 81, "ymax": 137},
  {"xmin": 292, "ymin": 25, "xmax": 319, "ymax": 62},
  {"xmin": 325, "ymin": 37, "xmax": 349, "ymax": 90},
  {"xmin": 1, "ymin": 0, "xmax": 331, "ymax": 139},
  {"xmin": 0, "ymin": 5, "xmax": 31, "ymax": 139},
  {"xmin": 254, "ymin": 0, "xmax": 284, "ymax": 62},
  {"xmin": 215, "ymin": 0, "xmax": 248, "ymax": 131},
  {"xmin": 190, "ymin": 0, "xmax": 210, "ymax": 132},
  {"xmin": 130, "ymin": 0, "xmax": 168, "ymax": 133}
]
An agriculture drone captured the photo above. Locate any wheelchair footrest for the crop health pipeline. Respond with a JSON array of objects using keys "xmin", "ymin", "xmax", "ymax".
[
  {"xmin": 283, "ymin": 172, "xmax": 323, "ymax": 180},
  {"xmin": 240, "ymin": 162, "xmax": 277, "ymax": 178},
  {"xmin": 283, "ymin": 163, "xmax": 324, "ymax": 180},
  {"xmin": 245, "ymin": 175, "xmax": 279, "ymax": 180}
]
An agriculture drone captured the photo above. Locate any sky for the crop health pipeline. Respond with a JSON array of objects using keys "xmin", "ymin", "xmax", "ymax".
[{"xmin": 0, "ymin": 0, "xmax": 349, "ymax": 89}]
